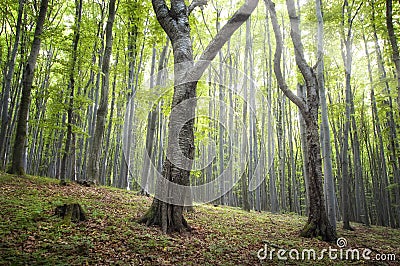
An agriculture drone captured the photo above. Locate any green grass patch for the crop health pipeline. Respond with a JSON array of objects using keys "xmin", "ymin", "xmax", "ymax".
[{"xmin": 0, "ymin": 172, "xmax": 399, "ymax": 265}]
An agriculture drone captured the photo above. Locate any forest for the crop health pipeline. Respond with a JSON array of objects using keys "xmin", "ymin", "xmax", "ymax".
[{"xmin": 0, "ymin": 0, "xmax": 399, "ymax": 263}]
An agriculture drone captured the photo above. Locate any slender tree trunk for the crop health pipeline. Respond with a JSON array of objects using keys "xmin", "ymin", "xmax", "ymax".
[
  {"xmin": 101, "ymin": 43, "xmax": 119, "ymax": 185},
  {"xmin": 266, "ymin": 10, "xmax": 279, "ymax": 213},
  {"xmin": 9, "ymin": 0, "xmax": 48, "ymax": 175},
  {"xmin": 363, "ymin": 29, "xmax": 380, "ymax": 226},
  {"xmin": 0, "ymin": 0, "xmax": 25, "ymax": 170},
  {"xmin": 340, "ymin": 0, "xmax": 362, "ymax": 231},
  {"xmin": 315, "ymin": 0, "xmax": 336, "ymax": 231},
  {"xmin": 216, "ymin": 12, "xmax": 226, "ymax": 205},
  {"xmin": 386, "ymin": 0, "xmax": 400, "ymax": 108},
  {"xmin": 87, "ymin": 0, "xmax": 117, "ymax": 183},
  {"xmin": 277, "ymin": 90, "xmax": 286, "ymax": 212},
  {"xmin": 371, "ymin": 2, "xmax": 399, "ymax": 227},
  {"xmin": 141, "ymin": 42, "xmax": 168, "ymax": 194},
  {"xmin": 288, "ymin": 102, "xmax": 299, "ymax": 213},
  {"xmin": 266, "ymin": 0, "xmax": 336, "ymax": 241},
  {"xmin": 227, "ymin": 41, "xmax": 235, "ymax": 206},
  {"xmin": 241, "ymin": 19, "xmax": 251, "ymax": 212},
  {"xmin": 61, "ymin": 0, "xmax": 82, "ymax": 184}
]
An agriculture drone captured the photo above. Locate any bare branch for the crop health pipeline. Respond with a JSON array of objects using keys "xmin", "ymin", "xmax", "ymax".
[
  {"xmin": 189, "ymin": 0, "xmax": 259, "ymax": 81},
  {"xmin": 188, "ymin": 0, "xmax": 208, "ymax": 14},
  {"xmin": 265, "ymin": 0, "xmax": 308, "ymax": 115}
]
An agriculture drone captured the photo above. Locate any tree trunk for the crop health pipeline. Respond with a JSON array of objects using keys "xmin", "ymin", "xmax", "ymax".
[
  {"xmin": 9, "ymin": 0, "xmax": 49, "ymax": 175},
  {"xmin": 340, "ymin": 0, "xmax": 362, "ymax": 231},
  {"xmin": 101, "ymin": 42, "xmax": 120, "ymax": 185},
  {"xmin": 140, "ymin": 42, "xmax": 169, "ymax": 195},
  {"xmin": 266, "ymin": 0, "xmax": 336, "ymax": 241},
  {"xmin": 61, "ymin": 0, "xmax": 82, "ymax": 184},
  {"xmin": 241, "ymin": 18, "xmax": 251, "ymax": 212},
  {"xmin": 265, "ymin": 10, "xmax": 279, "ymax": 213},
  {"xmin": 87, "ymin": 0, "xmax": 117, "ymax": 183},
  {"xmin": 0, "ymin": 0, "xmax": 25, "ymax": 170},
  {"xmin": 298, "ymin": 84, "xmax": 309, "ymax": 215},
  {"xmin": 315, "ymin": 0, "xmax": 336, "ymax": 231},
  {"xmin": 386, "ymin": 0, "xmax": 400, "ymax": 108},
  {"xmin": 140, "ymin": 0, "xmax": 258, "ymax": 233},
  {"xmin": 371, "ymin": 1, "xmax": 399, "ymax": 227}
]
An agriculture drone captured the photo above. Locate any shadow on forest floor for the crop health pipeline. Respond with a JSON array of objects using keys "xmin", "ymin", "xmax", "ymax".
[{"xmin": 0, "ymin": 172, "xmax": 399, "ymax": 265}]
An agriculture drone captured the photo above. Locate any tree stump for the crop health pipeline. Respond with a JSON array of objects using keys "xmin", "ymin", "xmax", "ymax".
[
  {"xmin": 55, "ymin": 203, "xmax": 87, "ymax": 223},
  {"xmin": 76, "ymin": 180, "xmax": 97, "ymax": 187}
]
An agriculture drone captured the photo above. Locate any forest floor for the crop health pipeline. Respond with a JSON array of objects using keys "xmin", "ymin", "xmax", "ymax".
[{"xmin": 0, "ymin": 173, "xmax": 399, "ymax": 265}]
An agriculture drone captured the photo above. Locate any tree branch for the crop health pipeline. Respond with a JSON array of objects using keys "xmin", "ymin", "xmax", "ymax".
[
  {"xmin": 152, "ymin": 0, "xmax": 176, "ymax": 39},
  {"xmin": 188, "ymin": 0, "xmax": 259, "ymax": 81},
  {"xmin": 188, "ymin": 0, "xmax": 208, "ymax": 14},
  {"xmin": 349, "ymin": 2, "xmax": 363, "ymax": 29},
  {"xmin": 265, "ymin": 0, "xmax": 307, "ymax": 115}
]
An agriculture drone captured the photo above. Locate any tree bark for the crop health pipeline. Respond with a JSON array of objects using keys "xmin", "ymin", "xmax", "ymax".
[
  {"xmin": 140, "ymin": 42, "xmax": 169, "ymax": 195},
  {"xmin": 0, "ymin": 0, "xmax": 25, "ymax": 170},
  {"xmin": 315, "ymin": 0, "xmax": 337, "ymax": 231},
  {"xmin": 266, "ymin": 0, "xmax": 336, "ymax": 241},
  {"xmin": 9, "ymin": 0, "xmax": 49, "ymax": 175},
  {"xmin": 241, "ymin": 18, "xmax": 251, "ymax": 212},
  {"xmin": 60, "ymin": 0, "xmax": 82, "ymax": 184},
  {"xmin": 386, "ymin": 0, "xmax": 400, "ymax": 109},
  {"xmin": 87, "ymin": 0, "xmax": 117, "ymax": 183},
  {"xmin": 340, "ymin": 0, "xmax": 361, "ymax": 231},
  {"xmin": 371, "ymin": 1, "xmax": 399, "ymax": 227},
  {"xmin": 265, "ymin": 10, "xmax": 279, "ymax": 213},
  {"xmin": 140, "ymin": 0, "xmax": 258, "ymax": 233}
]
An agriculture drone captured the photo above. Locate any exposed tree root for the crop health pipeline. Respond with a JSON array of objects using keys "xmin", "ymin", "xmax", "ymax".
[
  {"xmin": 300, "ymin": 219, "xmax": 337, "ymax": 242},
  {"xmin": 138, "ymin": 200, "xmax": 191, "ymax": 234}
]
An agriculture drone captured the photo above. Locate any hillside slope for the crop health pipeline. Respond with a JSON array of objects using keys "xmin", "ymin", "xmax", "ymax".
[{"xmin": 0, "ymin": 173, "xmax": 399, "ymax": 265}]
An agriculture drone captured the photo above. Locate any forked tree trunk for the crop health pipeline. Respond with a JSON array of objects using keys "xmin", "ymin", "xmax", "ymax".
[
  {"xmin": 140, "ymin": 0, "xmax": 258, "ymax": 233},
  {"xmin": 266, "ymin": 0, "xmax": 336, "ymax": 241}
]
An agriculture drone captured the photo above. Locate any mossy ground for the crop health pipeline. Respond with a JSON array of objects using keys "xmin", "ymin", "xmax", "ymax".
[{"xmin": 0, "ymin": 173, "xmax": 399, "ymax": 265}]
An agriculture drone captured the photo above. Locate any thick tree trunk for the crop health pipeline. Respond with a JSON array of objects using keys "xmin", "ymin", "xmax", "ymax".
[
  {"xmin": 9, "ymin": 0, "xmax": 48, "ymax": 175},
  {"xmin": 140, "ymin": 0, "xmax": 258, "ymax": 233},
  {"xmin": 266, "ymin": 0, "xmax": 336, "ymax": 241},
  {"xmin": 139, "ymin": 0, "xmax": 197, "ymax": 233},
  {"xmin": 301, "ymin": 111, "xmax": 336, "ymax": 241},
  {"xmin": 297, "ymin": 84, "xmax": 309, "ymax": 215}
]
